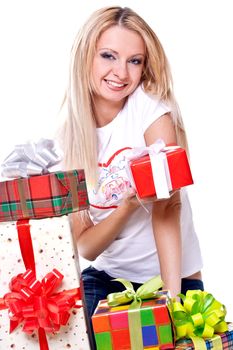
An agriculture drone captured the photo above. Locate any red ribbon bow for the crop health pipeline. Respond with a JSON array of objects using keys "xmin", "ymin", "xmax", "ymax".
[
  {"xmin": 0, "ymin": 219, "xmax": 82, "ymax": 350},
  {"xmin": 3, "ymin": 268, "xmax": 80, "ymax": 335}
]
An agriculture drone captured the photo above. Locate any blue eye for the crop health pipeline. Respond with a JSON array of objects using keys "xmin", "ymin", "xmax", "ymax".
[
  {"xmin": 129, "ymin": 58, "xmax": 142, "ymax": 65},
  {"xmin": 100, "ymin": 52, "xmax": 115, "ymax": 60}
]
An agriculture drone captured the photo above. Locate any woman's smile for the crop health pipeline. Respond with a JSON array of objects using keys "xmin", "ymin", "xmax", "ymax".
[
  {"xmin": 92, "ymin": 25, "xmax": 145, "ymax": 113},
  {"xmin": 104, "ymin": 79, "xmax": 128, "ymax": 90}
]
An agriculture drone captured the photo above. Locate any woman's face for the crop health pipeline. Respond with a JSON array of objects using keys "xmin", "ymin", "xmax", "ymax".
[{"xmin": 92, "ymin": 25, "xmax": 145, "ymax": 106}]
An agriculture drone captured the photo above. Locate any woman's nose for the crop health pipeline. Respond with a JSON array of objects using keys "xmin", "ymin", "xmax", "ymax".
[{"xmin": 112, "ymin": 61, "xmax": 128, "ymax": 80}]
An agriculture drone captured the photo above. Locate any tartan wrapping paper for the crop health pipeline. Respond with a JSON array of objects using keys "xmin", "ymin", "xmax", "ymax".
[
  {"xmin": 175, "ymin": 323, "xmax": 233, "ymax": 349},
  {"xmin": 0, "ymin": 169, "xmax": 89, "ymax": 222},
  {"xmin": 0, "ymin": 216, "xmax": 91, "ymax": 349},
  {"xmin": 92, "ymin": 291, "xmax": 174, "ymax": 350}
]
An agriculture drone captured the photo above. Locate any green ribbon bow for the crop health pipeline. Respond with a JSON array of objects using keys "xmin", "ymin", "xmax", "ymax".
[
  {"xmin": 107, "ymin": 275, "xmax": 163, "ymax": 350},
  {"xmin": 171, "ymin": 290, "xmax": 228, "ymax": 346},
  {"xmin": 107, "ymin": 274, "xmax": 163, "ymax": 308}
]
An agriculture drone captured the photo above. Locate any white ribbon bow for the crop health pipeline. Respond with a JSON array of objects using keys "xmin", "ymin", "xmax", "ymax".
[
  {"xmin": 126, "ymin": 139, "xmax": 180, "ymax": 199},
  {"xmin": 0, "ymin": 138, "xmax": 63, "ymax": 178}
]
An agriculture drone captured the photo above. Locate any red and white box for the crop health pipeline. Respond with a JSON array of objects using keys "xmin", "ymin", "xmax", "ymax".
[{"xmin": 128, "ymin": 140, "xmax": 193, "ymax": 200}]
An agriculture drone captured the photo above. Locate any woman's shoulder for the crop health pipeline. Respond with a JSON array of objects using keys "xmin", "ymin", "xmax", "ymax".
[
  {"xmin": 130, "ymin": 84, "xmax": 161, "ymax": 105},
  {"xmin": 127, "ymin": 84, "xmax": 171, "ymax": 121}
]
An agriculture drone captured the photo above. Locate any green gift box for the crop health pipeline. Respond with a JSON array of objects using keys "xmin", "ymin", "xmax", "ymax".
[{"xmin": 92, "ymin": 290, "xmax": 174, "ymax": 350}]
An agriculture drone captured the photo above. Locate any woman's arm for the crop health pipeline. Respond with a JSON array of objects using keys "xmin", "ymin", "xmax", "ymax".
[
  {"xmin": 144, "ymin": 113, "xmax": 182, "ymax": 297},
  {"xmin": 152, "ymin": 191, "xmax": 182, "ymax": 298},
  {"xmin": 70, "ymin": 191, "xmax": 140, "ymax": 261}
]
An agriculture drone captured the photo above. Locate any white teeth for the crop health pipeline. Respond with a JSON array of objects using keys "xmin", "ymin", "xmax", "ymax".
[{"xmin": 106, "ymin": 80, "xmax": 125, "ymax": 88}]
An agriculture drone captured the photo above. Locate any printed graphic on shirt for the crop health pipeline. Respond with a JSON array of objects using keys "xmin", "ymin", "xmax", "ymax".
[{"xmin": 89, "ymin": 148, "xmax": 132, "ymax": 209}]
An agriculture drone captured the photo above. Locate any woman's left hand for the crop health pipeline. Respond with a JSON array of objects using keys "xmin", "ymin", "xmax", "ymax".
[{"xmin": 122, "ymin": 187, "xmax": 141, "ymax": 211}]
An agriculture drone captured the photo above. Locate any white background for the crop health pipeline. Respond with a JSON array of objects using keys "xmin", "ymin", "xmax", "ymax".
[{"xmin": 0, "ymin": 0, "xmax": 232, "ymax": 321}]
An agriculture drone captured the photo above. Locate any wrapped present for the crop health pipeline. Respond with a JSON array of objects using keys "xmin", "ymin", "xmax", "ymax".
[
  {"xmin": 0, "ymin": 139, "xmax": 89, "ymax": 222},
  {"xmin": 127, "ymin": 139, "xmax": 193, "ymax": 200},
  {"xmin": 0, "ymin": 169, "xmax": 89, "ymax": 222},
  {"xmin": 0, "ymin": 216, "xmax": 91, "ymax": 349},
  {"xmin": 171, "ymin": 290, "xmax": 230, "ymax": 350},
  {"xmin": 92, "ymin": 276, "xmax": 174, "ymax": 350},
  {"xmin": 175, "ymin": 323, "xmax": 233, "ymax": 349}
]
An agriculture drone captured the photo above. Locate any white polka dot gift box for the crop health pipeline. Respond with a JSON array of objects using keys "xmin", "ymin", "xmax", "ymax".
[{"xmin": 0, "ymin": 216, "xmax": 91, "ymax": 350}]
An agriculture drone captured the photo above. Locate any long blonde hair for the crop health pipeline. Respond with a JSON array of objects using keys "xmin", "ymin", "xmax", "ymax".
[{"xmin": 60, "ymin": 6, "xmax": 188, "ymax": 185}]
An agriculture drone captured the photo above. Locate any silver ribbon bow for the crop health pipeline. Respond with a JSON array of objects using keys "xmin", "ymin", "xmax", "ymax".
[{"xmin": 0, "ymin": 138, "xmax": 63, "ymax": 178}]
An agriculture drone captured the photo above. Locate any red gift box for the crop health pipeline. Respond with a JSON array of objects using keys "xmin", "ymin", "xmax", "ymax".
[
  {"xmin": 129, "ymin": 146, "xmax": 193, "ymax": 199},
  {"xmin": 0, "ymin": 169, "xmax": 89, "ymax": 222}
]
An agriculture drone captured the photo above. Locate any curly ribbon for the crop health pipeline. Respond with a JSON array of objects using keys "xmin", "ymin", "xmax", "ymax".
[
  {"xmin": 125, "ymin": 138, "xmax": 180, "ymax": 199},
  {"xmin": 0, "ymin": 219, "xmax": 82, "ymax": 350},
  {"xmin": 0, "ymin": 138, "xmax": 63, "ymax": 178},
  {"xmin": 171, "ymin": 290, "xmax": 228, "ymax": 350},
  {"xmin": 107, "ymin": 275, "xmax": 164, "ymax": 350}
]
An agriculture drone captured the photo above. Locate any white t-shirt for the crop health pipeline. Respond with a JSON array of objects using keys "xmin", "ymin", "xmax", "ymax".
[{"xmin": 88, "ymin": 85, "xmax": 203, "ymax": 283}]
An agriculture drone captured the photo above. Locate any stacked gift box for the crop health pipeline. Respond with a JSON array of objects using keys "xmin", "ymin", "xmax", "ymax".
[
  {"xmin": 0, "ymin": 165, "xmax": 92, "ymax": 349},
  {"xmin": 0, "ymin": 169, "xmax": 88, "ymax": 221}
]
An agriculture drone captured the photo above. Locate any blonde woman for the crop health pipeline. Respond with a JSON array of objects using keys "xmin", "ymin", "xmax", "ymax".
[{"xmin": 60, "ymin": 5, "xmax": 203, "ymax": 331}]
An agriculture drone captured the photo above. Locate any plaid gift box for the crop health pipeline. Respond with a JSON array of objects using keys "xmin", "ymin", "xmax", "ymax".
[
  {"xmin": 0, "ymin": 216, "xmax": 91, "ymax": 349},
  {"xmin": 92, "ymin": 291, "xmax": 174, "ymax": 350},
  {"xmin": 0, "ymin": 169, "xmax": 89, "ymax": 222},
  {"xmin": 175, "ymin": 323, "xmax": 233, "ymax": 349},
  {"xmin": 129, "ymin": 146, "xmax": 193, "ymax": 199}
]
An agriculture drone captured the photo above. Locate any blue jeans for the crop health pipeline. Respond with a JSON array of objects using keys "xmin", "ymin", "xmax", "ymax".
[{"xmin": 81, "ymin": 266, "xmax": 204, "ymax": 349}]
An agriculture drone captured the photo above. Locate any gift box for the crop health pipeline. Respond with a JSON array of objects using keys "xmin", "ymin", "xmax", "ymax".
[
  {"xmin": 0, "ymin": 169, "xmax": 89, "ymax": 222},
  {"xmin": 175, "ymin": 323, "xmax": 233, "ymax": 349},
  {"xmin": 0, "ymin": 216, "xmax": 91, "ymax": 349},
  {"xmin": 171, "ymin": 290, "xmax": 230, "ymax": 350},
  {"xmin": 129, "ymin": 143, "xmax": 193, "ymax": 199},
  {"xmin": 92, "ymin": 290, "xmax": 174, "ymax": 350}
]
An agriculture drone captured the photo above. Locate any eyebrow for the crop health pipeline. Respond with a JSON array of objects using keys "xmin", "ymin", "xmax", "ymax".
[{"xmin": 98, "ymin": 48, "xmax": 145, "ymax": 57}]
